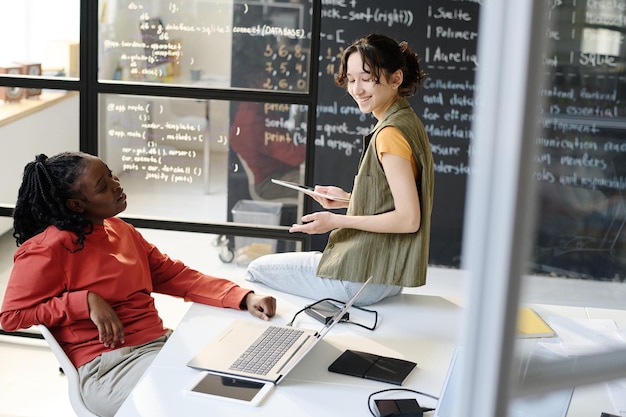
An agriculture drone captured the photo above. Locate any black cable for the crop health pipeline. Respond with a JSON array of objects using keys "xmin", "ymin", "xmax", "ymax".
[
  {"xmin": 367, "ymin": 388, "xmax": 438, "ymax": 417},
  {"xmin": 344, "ymin": 315, "xmax": 378, "ymax": 331},
  {"xmin": 286, "ymin": 305, "xmax": 309, "ymax": 326}
]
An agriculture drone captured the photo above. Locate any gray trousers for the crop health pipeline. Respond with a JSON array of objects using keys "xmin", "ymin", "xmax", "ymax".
[{"xmin": 77, "ymin": 331, "xmax": 172, "ymax": 417}]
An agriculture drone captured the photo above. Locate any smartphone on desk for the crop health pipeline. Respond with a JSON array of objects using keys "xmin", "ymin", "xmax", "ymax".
[{"xmin": 186, "ymin": 371, "xmax": 274, "ymax": 406}]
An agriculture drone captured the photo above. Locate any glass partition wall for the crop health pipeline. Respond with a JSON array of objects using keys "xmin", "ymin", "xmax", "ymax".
[
  {"xmin": 96, "ymin": 0, "xmax": 314, "ymax": 253},
  {"xmin": 99, "ymin": 95, "xmax": 307, "ymax": 223},
  {"xmin": 0, "ymin": 0, "xmax": 80, "ymax": 79},
  {"xmin": 2, "ymin": 1, "xmax": 626, "ymax": 415},
  {"xmin": 99, "ymin": 1, "xmax": 310, "ymax": 91},
  {"xmin": 461, "ymin": 1, "xmax": 626, "ymax": 416},
  {"xmin": 0, "ymin": 0, "xmax": 82, "ymax": 225},
  {"xmin": 0, "ymin": 0, "xmax": 315, "ymax": 299}
]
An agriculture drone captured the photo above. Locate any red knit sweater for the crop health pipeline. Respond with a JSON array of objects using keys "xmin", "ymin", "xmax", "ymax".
[{"xmin": 0, "ymin": 217, "xmax": 250, "ymax": 368}]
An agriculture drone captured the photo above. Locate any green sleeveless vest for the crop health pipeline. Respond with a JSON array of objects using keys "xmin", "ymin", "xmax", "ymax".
[{"xmin": 316, "ymin": 99, "xmax": 434, "ymax": 287}]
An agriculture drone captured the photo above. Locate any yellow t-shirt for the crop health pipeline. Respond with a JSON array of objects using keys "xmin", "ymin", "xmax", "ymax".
[{"xmin": 376, "ymin": 126, "xmax": 419, "ymax": 179}]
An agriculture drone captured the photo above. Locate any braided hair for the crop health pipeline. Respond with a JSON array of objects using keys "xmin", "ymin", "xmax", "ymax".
[
  {"xmin": 12, "ymin": 152, "xmax": 93, "ymax": 249},
  {"xmin": 334, "ymin": 33, "xmax": 428, "ymax": 98}
]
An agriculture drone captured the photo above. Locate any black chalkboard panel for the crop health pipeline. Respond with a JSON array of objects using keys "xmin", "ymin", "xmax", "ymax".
[
  {"xmin": 312, "ymin": 0, "xmax": 626, "ymax": 281},
  {"xmin": 530, "ymin": 1, "xmax": 626, "ymax": 280},
  {"xmin": 311, "ymin": 1, "xmax": 481, "ymax": 267}
]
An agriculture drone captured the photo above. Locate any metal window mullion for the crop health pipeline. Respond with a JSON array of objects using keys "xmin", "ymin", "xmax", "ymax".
[{"xmin": 80, "ymin": 0, "xmax": 99, "ymax": 155}]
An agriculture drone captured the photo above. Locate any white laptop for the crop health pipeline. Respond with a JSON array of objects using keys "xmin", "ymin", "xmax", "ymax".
[
  {"xmin": 434, "ymin": 347, "xmax": 574, "ymax": 417},
  {"xmin": 187, "ymin": 276, "xmax": 372, "ymax": 384}
]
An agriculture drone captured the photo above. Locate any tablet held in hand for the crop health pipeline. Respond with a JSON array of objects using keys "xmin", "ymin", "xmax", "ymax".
[{"xmin": 271, "ymin": 179, "xmax": 350, "ymax": 202}]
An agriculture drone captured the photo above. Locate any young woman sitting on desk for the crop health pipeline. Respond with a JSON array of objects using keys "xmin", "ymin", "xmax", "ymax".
[
  {"xmin": 246, "ymin": 33, "xmax": 434, "ymax": 306},
  {"xmin": 0, "ymin": 152, "xmax": 276, "ymax": 417}
]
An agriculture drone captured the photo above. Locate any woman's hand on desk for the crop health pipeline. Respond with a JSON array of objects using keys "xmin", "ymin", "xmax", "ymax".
[{"xmin": 244, "ymin": 293, "xmax": 276, "ymax": 321}]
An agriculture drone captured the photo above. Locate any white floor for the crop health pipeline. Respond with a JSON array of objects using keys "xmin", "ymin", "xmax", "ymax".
[{"xmin": 0, "ymin": 335, "xmax": 75, "ymax": 417}]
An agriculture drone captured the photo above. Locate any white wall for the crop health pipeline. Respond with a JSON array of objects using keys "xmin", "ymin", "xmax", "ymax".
[
  {"xmin": 0, "ymin": 0, "xmax": 80, "ymax": 67},
  {"xmin": 0, "ymin": 94, "xmax": 80, "ymax": 230}
]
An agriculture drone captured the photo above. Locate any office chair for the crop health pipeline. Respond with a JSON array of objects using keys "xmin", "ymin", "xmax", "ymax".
[
  {"xmin": 235, "ymin": 151, "xmax": 300, "ymax": 205},
  {"xmin": 37, "ymin": 325, "xmax": 99, "ymax": 417}
]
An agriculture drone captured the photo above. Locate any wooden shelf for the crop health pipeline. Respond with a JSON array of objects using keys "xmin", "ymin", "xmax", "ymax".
[{"xmin": 0, "ymin": 91, "xmax": 77, "ymax": 127}]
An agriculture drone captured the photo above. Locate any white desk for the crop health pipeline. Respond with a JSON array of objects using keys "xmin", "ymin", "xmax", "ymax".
[
  {"xmin": 116, "ymin": 289, "xmax": 624, "ymax": 417},
  {"xmin": 115, "ymin": 292, "xmax": 461, "ymax": 416}
]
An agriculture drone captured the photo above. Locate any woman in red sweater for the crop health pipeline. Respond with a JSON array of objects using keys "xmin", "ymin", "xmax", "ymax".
[{"xmin": 0, "ymin": 151, "xmax": 276, "ymax": 417}]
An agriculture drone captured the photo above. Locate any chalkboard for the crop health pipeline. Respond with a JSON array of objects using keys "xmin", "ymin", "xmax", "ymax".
[
  {"xmin": 531, "ymin": 1, "xmax": 626, "ymax": 280},
  {"xmin": 313, "ymin": 0, "xmax": 626, "ymax": 281},
  {"xmin": 312, "ymin": 0, "xmax": 480, "ymax": 266}
]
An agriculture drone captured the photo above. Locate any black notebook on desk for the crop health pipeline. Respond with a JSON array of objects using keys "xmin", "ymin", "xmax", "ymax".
[{"xmin": 328, "ymin": 350, "xmax": 417, "ymax": 385}]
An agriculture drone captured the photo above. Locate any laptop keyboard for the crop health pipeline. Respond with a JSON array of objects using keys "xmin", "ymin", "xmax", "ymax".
[{"xmin": 229, "ymin": 326, "xmax": 305, "ymax": 375}]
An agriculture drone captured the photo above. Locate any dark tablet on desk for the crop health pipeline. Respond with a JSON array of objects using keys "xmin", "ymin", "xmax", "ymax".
[
  {"xmin": 185, "ymin": 371, "xmax": 274, "ymax": 406},
  {"xmin": 328, "ymin": 349, "xmax": 417, "ymax": 385}
]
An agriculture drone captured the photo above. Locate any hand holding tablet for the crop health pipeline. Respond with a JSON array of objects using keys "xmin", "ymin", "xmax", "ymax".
[{"xmin": 271, "ymin": 179, "xmax": 350, "ymax": 202}]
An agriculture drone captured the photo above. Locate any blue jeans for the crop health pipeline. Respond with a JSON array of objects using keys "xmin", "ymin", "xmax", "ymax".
[{"xmin": 245, "ymin": 251, "xmax": 402, "ymax": 306}]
